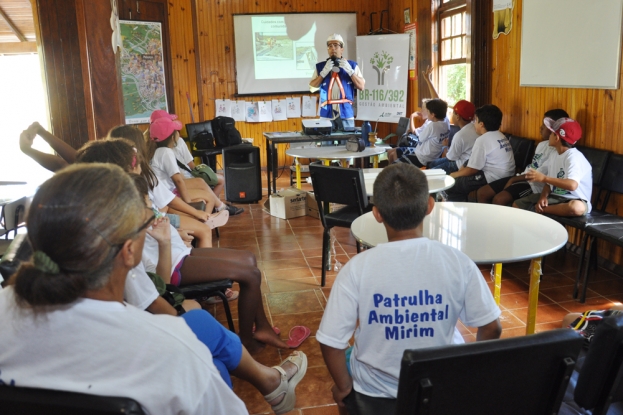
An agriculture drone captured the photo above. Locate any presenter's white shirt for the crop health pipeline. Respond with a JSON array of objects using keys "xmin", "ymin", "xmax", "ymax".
[
  {"xmin": 544, "ymin": 147, "xmax": 593, "ymax": 212},
  {"xmin": 414, "ymin": 120, "xmax": 450, "ymax": 165},
  {"xmin": 467, "ymin": 130, "xmax": 515, "ymax": 182},
  {"xmin": 151, "ymin": 147, "xmax": 180, "ymax": 192},
  {"xmin": 446, "ymin": 122, "xmax": 479, "ymax": 167},
  {"xmin": 0, "ymin": 287, "xmax": 248, "ymax": 415},
  {"xmin": 316, "ymin": 238, "xmax": 500, "ymax": 398}
]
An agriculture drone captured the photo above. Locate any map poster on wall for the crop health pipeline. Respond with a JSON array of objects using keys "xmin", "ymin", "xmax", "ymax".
[{"xmin": 119, "ymin": 20, "xmax": 169, "ymax": 124}]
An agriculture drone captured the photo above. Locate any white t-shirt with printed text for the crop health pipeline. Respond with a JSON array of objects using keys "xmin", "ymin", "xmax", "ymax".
[
  {"xmin": 316, "ymin": 237, "xmax": 500, "ymax": 398},
  {"xmin": 446, "ymin": 122, "xmax": 479, "ymax": 167},
  {"xmin": 543, "ymin": 147, "xmax": 593, "ymax": 212},
  {"xmin": 414, "ymin": 120, "xmax": 450, "ymax": 165},
  {"xmin": 467, "ymin": 130, "xmax": 515, "ymax": 182},
  {"xmin": 525, "ymin": 140, "xmax": 558, "ymax": 194}
]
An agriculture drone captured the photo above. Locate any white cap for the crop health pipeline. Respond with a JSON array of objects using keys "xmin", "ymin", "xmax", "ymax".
[{"xmin": 327, "ymin": 33, "xmax": 344, "ymax": 47}]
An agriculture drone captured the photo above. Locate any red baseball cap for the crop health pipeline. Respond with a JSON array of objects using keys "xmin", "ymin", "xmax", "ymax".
[
  {"xmin": 452, "ymin": 100, "xmax": 475, "ymax": 121},
  {"xmin": 150, "ymin": 109, "xmax": 178, "ymax": 123},
  {"xmin": 149, "ymin": 117, "xmax": 182, "ymax": 142},
  {"xmin": 544, "ymin": 117, "xmax": 582, "ymax": 145}
]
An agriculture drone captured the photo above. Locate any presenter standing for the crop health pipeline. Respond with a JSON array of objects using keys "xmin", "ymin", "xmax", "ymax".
[{"xmin": 309, "ymin": 34, "xmax": 365, "ymax": 131}]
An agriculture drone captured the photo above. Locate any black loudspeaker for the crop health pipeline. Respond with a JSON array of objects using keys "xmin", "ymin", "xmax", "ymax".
[{"xmin": 222, "ymin": 145, "xmax": 261, "ymax": 203}]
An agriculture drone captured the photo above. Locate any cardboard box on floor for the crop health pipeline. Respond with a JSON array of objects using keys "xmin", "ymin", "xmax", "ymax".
[
  {"xmin": 306, "ymin": 191, "xmax": 320, "ymax": 219},
  {"xmin": 269, "ymin": 187, "xmax": 307, "ymax": 219}
]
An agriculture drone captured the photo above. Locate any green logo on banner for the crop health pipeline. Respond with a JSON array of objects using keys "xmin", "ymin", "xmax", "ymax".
[{"xmin": 370, "ymin": 51, "xmax": 394, "ymax": 86}]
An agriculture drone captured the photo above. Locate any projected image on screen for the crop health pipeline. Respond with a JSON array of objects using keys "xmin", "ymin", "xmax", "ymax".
[{"xmin": 234, "ymin": 13, "xmax": 357, "ymax": 95}]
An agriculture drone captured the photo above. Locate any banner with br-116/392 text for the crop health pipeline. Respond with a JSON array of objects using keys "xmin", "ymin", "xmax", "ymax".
[{"xmin": 356, "ymin": 34, "xmax": 410, "ymax": 124}]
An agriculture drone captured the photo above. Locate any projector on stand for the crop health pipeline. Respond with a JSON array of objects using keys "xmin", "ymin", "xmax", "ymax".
[{"xmin": 302, "ymin": 119, "xmax": 333, "ymax": 135}]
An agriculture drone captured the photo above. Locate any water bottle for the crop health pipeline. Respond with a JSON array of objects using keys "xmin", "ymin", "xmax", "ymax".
[{"xmin": 362, "ymin": 121, "xmax": 371, "ymax": 147}]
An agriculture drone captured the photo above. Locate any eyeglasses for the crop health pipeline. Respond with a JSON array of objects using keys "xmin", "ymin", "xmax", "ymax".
[{"xmin": 327, "ymin": 43, "xmax": 342, "ymax": 49}]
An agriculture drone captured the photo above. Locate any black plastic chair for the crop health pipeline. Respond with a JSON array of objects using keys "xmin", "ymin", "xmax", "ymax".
[
  {"xmin": 185, "ymin": 120, "xmax": 225, "ymax": 171},
  {"xmin": 508, "ymin": 135, "xmax": 536, "ymax": 173},
  {"xmin": 178, "ymin": 279, "xmax": 236, "ymax": 332},
  {"xmin": 395, "ymin": 329, "xmax": 584, "ymax": 415},
  {"xmin": 560, "ymin": 314, "xmax": 623, "ymax": 415},
  {"xmin": 0, "ymin": 196, "xmax": 27, "ymax": 258},
  {"xmin": 0, "ymin": 385, "xmax": 145, "ymax": 415},
  {"xmin": 309, "ymin": 162, "xmax": 369, "ymax": 286},
  {"xmin": 543, "ymin": 148, "xmax": 615, "ymax": 302}
]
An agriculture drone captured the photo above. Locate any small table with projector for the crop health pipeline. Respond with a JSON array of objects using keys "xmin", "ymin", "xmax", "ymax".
[
  {"xmin": 350, "ymin": 202, "xmax": 568, "ymax": 335},
  {"xmin": 286, "ymin": 146, "xmax": 387, "ymax": 190},
  {"xmin": 264, "ymin": 120, "xmax": 361, "ymax": 196}
]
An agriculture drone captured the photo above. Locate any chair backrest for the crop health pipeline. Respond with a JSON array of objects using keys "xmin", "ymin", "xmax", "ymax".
[
  {"xmin": 1, "ymin": 196, "xmax": 27, "ymax": 237},
  {"xmin": 573, "ymin": 315, "xmax": 623, "ymax": 415},
  {"xmin": 395, "ymin": 329, "xmax": 584, "ymax": 415},
  {"xmin": 396, "ymin": 117, "xmax": 410, "ymax": 137},
  {"xmin": 576, "ymin": 145, "xmax": 611, "ymax": 186},
  {"xmin": 0, "ymin": 385, "xmax": 145, "ymax": 415},
  {"xmin": 598, "ymin": 153, "xmax": 623, "ymax": 195},
  {"xmin": 309, "ymin": 162, "xmax": 368, "ymax": 213},
  {"xmin": 508, "ymin": 135, "xmax": 536, "ymax": 173},
  {"xmin": 448, "ymin": 124, "xmax": 460, "ymax": 145}
]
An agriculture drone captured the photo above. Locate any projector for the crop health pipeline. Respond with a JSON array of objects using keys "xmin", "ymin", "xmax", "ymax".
[{"xmin": 302, "ymin": 119, "xmax": 333, "ymax": 135}]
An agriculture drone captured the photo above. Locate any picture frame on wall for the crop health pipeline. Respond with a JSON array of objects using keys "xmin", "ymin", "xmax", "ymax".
[{"xmin": 404, "ymin": 8, "xmax": 411, "ymax": 24}]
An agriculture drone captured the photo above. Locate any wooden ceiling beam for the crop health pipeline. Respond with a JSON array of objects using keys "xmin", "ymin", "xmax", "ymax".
[
  {"xmin": 0, "ymin": 5, "xmax": 27, "ymax": 42},
  {"xmin": 0, "ymin": 41, "xmax": 36, "ymax": 54}
]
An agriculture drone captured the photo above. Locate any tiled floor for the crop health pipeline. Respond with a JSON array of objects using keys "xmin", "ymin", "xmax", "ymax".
[{"xmin": 205, "ymin": 174, "xmax": 623, "ymax": 415}]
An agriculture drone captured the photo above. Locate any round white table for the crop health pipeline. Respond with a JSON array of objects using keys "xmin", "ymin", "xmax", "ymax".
[
  {"xmin": 286, "ymin": 146, "xmax": 387, "ymax": 189},
  {"xmin": 362, "ymin": 168, "xmax": 455, "ymax": 196},
  {"xmin": 351, "ymin": 202, "xmax": 569, "ymax": 334}
]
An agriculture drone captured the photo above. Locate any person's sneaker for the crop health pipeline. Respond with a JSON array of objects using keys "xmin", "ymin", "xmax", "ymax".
[{"xmin": 225, "ymin": 203, "xmax": 244, "ymax": 215}]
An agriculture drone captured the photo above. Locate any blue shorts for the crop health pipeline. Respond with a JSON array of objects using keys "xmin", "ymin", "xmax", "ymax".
[{"xmin": 181, "ymin": 309, "xmax": 243, "ymax": 388}]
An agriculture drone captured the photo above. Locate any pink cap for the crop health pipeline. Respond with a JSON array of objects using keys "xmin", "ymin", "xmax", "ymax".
[
  {"xmin": 544, "ymin": 117, "xmax": 582, "ymax": 145},
  {"xmin": 149, "ymin": 117, "xmax": 182, "ymax": 142},
  {"xmin": 150, "ymin": 109, "xmax": 178, "ymax": 123}
]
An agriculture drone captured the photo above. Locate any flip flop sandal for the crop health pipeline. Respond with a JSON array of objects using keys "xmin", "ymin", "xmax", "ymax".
[
  {"xmin": 264, "ymin": 351, "xmax": 308, "ymax": 415},
  {"xmin": 252, "ymin": 325, "xmax": 281, "ymax": 335},
  {"xmin": 204, "ymin": 289, "xmax": 239, "ymax": 305},
  {"xmin": 286, "ymin": 326, "xmax": 311, "ymax": 348},
  {"xmin": 205, "ymin": 209, "xmax": 229, "ymax": 229}
]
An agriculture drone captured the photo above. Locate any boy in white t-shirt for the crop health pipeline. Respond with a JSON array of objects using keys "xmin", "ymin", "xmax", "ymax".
[
  {"xmin": 317, "ymin": 163, "xmax": 502, "ymax": 412},
  {"xmin": 428, "ymin": 100, "xmax": 478, "ymax": 174},
  {"xmin": 447, "ymin": 104, "xmax": 515, "ymax": 202},
  {"xmin": 387, "ymin": 99, "xmax": 450, "ymax": 167},
  {"xmin": 476, "ymin": 109, "xmax": 569, "ymax": 205},
  {"xmin": 514, "ymin": 118, "xmax": 592, "ymax": 216}
]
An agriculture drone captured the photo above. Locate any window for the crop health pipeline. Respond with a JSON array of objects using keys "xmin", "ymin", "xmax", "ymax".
[{"xmin": 436, "ymin": 0, "xmax": 468, "ymax": 106}]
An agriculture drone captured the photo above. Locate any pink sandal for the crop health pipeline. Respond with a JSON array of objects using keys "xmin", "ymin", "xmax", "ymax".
[{"xmin": 205, "ymin": 209, "xmax": 229, "ymax": 229}]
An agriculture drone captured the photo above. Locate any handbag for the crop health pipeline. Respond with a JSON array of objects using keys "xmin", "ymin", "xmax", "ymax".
[
  {"xmin": 346, "ymin": 136, "xmax": 365, "ymax": 152},
  {"xmin": 176, "ymin": 160, "xmax": 219, "ymax": 187}
]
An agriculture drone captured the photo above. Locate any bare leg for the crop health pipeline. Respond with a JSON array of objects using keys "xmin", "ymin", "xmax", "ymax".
[
  {"xmin": 181, "ymin": 248, "xmax": 289, "ymax": 352},
  {"xmin": 212, "ymin": 174, "xmax": 225, "ymax": 200},
  {"xmin": 175, "ymin": 214, "xmax": 212, "ymax": 248},
  {"xmin": 232, "ymin": 348, "xmax": 302, "ymax": 403},
  {"xmin": 491, "ymin": 190, "xmax": 514, "ymax": 206},
  {"xmin": 476, "ymin": 184, "xmax": 497, "ymax": 204},
  {"xmin": 185, "ymin": 177, "xmax": 224, "ymax": 211},
  {"xmin": 541, "ymin": 200, "xmax": 587, "ymax": 217},
  {"xmin": 387, "ymin": 148, "xmax": 398, "ymax": 164}
]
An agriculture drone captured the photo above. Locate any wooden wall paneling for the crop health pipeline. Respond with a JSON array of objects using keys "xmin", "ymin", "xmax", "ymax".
[
  {"xmin": 35, "ymin": 0, "xmax": 90, "ymax": 149},
  {"xmin": 416, "ymin": 0, "xmax": 432, "ymax": 104},
  {"xmin": 79, "ymin": 0, "xmax": 124, "ymax": 139},
  {"xmin": 74, "ymin": 0, "xmax": 96, "ymax": 142}
]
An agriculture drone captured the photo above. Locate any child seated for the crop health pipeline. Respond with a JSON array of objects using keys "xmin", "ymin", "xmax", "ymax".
[
  {"xmin": 149, "ymin": 110, "xmax": 243, "ymax": 216},
  {"xmin": 317, "ymin": 163, "xmax": 502, "ymax": 412},
  {"xmin": 513, "ymin": 118, "xmax": 592, "ymax": 217},
  {"xmin": 148, "ymin": 111, "xmax": 237, "ymax": 218},
  {"xmin": 446, "ymin": 104, "xmax": 516, "ymax": 202},
  {"xmin": 477, "ymin": 109, "xmax": 569, "ymax": 204},
  {"xmin": 387, "ymin": 98, "xmax": 450, "ymax": 167},
  {"xmin": 428, "ymin": 100, "xmax": 478, "ymax": 174}
]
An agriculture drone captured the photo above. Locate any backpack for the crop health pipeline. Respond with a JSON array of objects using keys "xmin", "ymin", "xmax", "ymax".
[
  {"xmin": 397, "ymin": 132, "xmax": 419, "ymax": 148},
  {"xmin": 193, "ymin": 131, "xmax": 215, "ymax": 150},
  {"xmin": 211, "ymin": 116, "xmax": 242, "ymax": 147}
]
